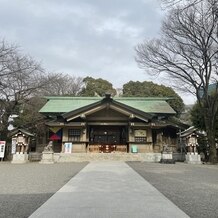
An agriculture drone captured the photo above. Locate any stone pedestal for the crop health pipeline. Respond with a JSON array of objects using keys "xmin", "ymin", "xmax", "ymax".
[
  {"xmin": 185, "ymin": 153, "xmax": 201, "ymax": 164},
  {"xmin": 160, "ymin": 152, "xmax": 175, "ymax": 164},
  {"xmin": 11, "ymin": 152, "xmax": 29, "ymax": 164},
  {"xmin": 39, "ymin": 151, "xmax": 55, "ymax": 164}
]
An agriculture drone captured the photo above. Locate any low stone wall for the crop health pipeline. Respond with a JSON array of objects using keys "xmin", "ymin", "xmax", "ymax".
[
  {"xmin": 173, "ymin": 152, "xmax": 186, "ymax": 162},
  {"xmin": 53, "ymin": 153, "xmax": 162, "ymax": 162},
  {"xmin": 29, "ymin": 152, "xmax": 42, "ymax": 161}
]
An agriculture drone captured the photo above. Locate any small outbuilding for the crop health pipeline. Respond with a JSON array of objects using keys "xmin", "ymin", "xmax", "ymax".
[
  {"xmin": 10, "ymin": 128, "xmax": 34, "ymax": 163},
  {"xmin": 179, "ymin": 126, "xmax": 202, "ymax": 164},
  {"xmin": 179, "ymin": 126, "xmax": 200, "ymax": 153}
]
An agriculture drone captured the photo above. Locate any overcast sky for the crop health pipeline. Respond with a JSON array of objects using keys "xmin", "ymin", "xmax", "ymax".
[{"xmin": 0, "ymin": 0, "xmax": 195, "ymax": 104}]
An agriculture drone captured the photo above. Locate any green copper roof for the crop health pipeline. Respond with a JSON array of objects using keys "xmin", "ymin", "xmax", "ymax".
[
  {"xmin": 39, "ymin": 97, "xmax": 101, "ymax": 113},
  {"xmin": 39, "ymin": 96, "xmax": 176, "ymax": 114},
  {"xmin": 115, "ymin": 99, "xmax": 175, "ymax": 114}
]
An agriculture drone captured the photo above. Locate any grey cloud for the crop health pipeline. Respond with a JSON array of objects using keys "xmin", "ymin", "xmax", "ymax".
[{"xmin": 0, "ymin": 0, "xmax": 164, "ymax": 88}]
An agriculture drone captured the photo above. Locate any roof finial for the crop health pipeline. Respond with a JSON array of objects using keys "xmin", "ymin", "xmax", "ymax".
[{"xmin": 105, "ymin": 93, "xmax": 111, "ymax": 99}]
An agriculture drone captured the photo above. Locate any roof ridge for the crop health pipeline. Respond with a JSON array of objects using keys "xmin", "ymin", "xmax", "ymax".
[
  {"xmin": 44, "ymin": 96, "xmax": 174, "ymax": 101},
  {"xmin": 44, "ymin": 96, "xmax": 102, "ymax": 100},
  {"xmin": 115, "ymin": 97, "xmax": 174, "ymax": 100}
]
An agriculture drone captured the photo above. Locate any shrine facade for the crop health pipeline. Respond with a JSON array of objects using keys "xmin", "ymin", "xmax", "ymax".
[{"xmin": 39, "ymin": 94, "xmax": 187, "ymax": 154}]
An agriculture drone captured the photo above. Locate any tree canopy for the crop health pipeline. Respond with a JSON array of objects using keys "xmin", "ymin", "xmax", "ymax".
[
  {"xmin": 79, "ymin": 77, "xmax": 117, "ymax": 97},
  {"xmin": 13, "ymin": 96, "xmax": 47, "ymax": 137},
  {"xmin": 123, "ymin": 81, "xmax": 184, "ymax": 115}
]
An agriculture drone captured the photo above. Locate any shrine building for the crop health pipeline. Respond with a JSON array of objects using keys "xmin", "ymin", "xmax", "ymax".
[{"xmin": 39, "ymin": 94, "xmax": 186, "ymax": 154}]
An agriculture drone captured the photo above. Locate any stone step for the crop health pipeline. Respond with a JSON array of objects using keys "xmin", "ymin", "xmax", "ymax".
[{"xmin": 53, "ymin": 153, "xmax": 162, "ymax": 162}]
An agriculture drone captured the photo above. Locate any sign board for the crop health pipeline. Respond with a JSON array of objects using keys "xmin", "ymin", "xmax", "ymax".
[
  {"xmin": 64, "ymin": 142, "xmax": 72, "ymax": 153},
  {"xmin": 0, "ymin": 141, "xmax": 6, "ymax": 158},
  {"xmin": 11, "ymin": 138, "xmax": 17, "ymax": 154},
  {"xmin": 134, "ymin": 129, "xmax": 147, "ymax": 137},
  {"xmin": 131, "ymin": 145, "xmax": 138, "ymax": 153}
]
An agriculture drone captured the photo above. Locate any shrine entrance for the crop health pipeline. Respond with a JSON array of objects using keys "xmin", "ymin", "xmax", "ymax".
[{"xmin": 89, "ymin": 126, "xmax": 128, "ymax": 153}]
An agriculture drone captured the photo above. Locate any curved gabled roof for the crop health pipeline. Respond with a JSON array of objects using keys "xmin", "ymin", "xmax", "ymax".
[
  {"xmin": 62, "ymin": 97, "xmax": 153, "ymax": 122},
  {"xmin": 39, "ymin": 96, "xmax": 176, "ymax": 115}
]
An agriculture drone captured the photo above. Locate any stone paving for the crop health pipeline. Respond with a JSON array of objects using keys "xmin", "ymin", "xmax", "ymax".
[
  {"xmin": 1, "ymin": 161, "xmax": 217, "ymax": 218},
  {"xmin": 29, "ymin": 162, "xmax": 189, "ymax": 218}
]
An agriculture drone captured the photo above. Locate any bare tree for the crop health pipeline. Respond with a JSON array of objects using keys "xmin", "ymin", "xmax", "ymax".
[
  {"xmin": 0, "ymin": 40, "xmax": 17, "ymax": 78},
  {"xmin": 136, "ymin": 1, "xmax": 218, "ymax": 162},
  {"xmin": 40, "ymin": 73, "xmax": 84, "ymax": 96},
  {"xmin": 0, "ymin": 40, "xmax": 57, "ymax": 140},
  {"xmin": 161, "ymin": 0, "xmax": 207, "ymax": 8}
]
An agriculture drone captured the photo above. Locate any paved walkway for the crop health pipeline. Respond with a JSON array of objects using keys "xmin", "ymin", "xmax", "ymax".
[{"xmin": 29, "ymin": 162, "xmax": 189, "ymax": 218}]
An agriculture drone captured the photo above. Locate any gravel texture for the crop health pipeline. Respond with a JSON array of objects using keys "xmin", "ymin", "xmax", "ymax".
[
  {"xmin": 0, "ymin": 162, "xmax": 88, "ymax": 218},
  {"xmin": 1, "ymin": 161, "xmax": 217, "ymax": 218},
  {"xmin": 127, "ymin": 162, "xmax": 218, "ymax": 218}
]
